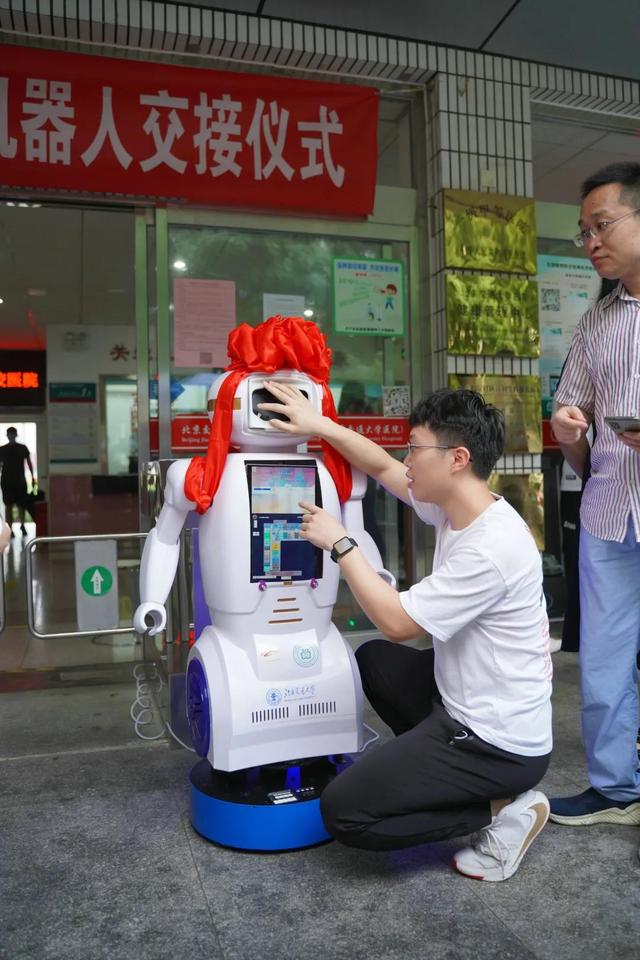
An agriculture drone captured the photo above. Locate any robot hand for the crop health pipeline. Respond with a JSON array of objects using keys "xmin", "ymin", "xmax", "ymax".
[{"xmin": 133, "ymin": 602, "xmax": 167, "ymax": 637}]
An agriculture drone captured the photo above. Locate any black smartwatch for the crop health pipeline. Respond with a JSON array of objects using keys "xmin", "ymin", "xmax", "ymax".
[{"xmin": 330, "ymin": 536, "xmax": 358, "ymax": 563}]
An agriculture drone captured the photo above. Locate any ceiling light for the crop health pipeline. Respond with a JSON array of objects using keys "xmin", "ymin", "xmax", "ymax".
[
  {"xmin": 303, "ymin": 309, "xmax": 314, "ymax": 317},
  {"xmin": 173, "ymin": 259, "xmax": 187, "ymax": 271},
  {"xmin": 0, "ymin": 298, "xmax": 4, "ymax": 305}
]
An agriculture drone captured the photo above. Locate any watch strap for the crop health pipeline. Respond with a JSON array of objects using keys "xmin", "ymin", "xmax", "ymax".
[{"xmin": 330, "ymin": 536, "xmax": 358, "ymax": 563}]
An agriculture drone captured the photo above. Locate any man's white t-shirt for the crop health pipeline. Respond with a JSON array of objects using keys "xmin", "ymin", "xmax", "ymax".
[{"xmin": 399, "ymin": 494, "xmax": 552, "ymax": 756}]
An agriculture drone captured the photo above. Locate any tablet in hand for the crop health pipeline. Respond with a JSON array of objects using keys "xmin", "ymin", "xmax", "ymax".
[{"xmin": 605, "ymin": 416, "xmax": 640, "ymax": 433}]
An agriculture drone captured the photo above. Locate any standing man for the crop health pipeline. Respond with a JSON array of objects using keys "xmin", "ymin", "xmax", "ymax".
[
  {"xmin": 0, "ymin": 518, "xmax": 10, "ymax": 550},
  {"xmin": 0, "ymin": 427, "xmax": 35, "ymax": 537},
  {"xmin": 550, "ymin": 162, "xmax": 640, "ymax": 827},
  {"xmin": 259, "ymin": 384, "xmax": 552, "ymax": 882}
]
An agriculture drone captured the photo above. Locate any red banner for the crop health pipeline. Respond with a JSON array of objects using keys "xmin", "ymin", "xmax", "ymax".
[
  {"xmin": 150, "ymin": 414, "xmax": 409, "ymax": 452},
  {"xmin": 308, "ymin": 416, "xmax": 409, "ymax": 450},
  {"xmin": 542, "ymin": 418, "xmax": 560, "ymax": 450},
  {"xmin": 0, "ymin": 44, "xmax": 378, "ymax": 216}
]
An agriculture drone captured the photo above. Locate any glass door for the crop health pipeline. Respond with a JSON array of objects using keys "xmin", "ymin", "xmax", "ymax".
[{"xmin": 140, "ymin": 203, "xmax": 423, "ymax": 636}]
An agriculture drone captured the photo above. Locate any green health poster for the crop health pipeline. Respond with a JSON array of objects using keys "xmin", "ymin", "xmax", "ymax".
[{"xmin": 333, "ymin": 259, "xmax": 405, "ymax": 336}]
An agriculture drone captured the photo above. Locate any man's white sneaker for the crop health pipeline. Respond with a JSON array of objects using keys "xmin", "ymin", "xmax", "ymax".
[{"xmin": 453, "ymin": 790, "xmax": 550, "ymax": 882}]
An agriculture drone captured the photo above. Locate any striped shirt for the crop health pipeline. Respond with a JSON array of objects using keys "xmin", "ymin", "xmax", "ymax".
[{"xmin": 554, "ymin": 281, "xmax": 640, "ymax": 543}]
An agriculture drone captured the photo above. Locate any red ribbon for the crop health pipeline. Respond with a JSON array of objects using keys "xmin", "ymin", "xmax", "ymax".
[{"xmin": 184, "ymin": 316, "xmax": 353, "ymax": 513}]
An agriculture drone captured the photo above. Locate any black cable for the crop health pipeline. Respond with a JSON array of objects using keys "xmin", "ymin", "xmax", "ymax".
[{"xmin": 478, "ymin": 0, "xmax": 523, "ymax": 51}]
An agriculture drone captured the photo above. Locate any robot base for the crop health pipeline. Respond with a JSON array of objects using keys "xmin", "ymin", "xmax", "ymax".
[{"xmin": 190, "ymin": 755, "xmax": 351, "ymax": 851}]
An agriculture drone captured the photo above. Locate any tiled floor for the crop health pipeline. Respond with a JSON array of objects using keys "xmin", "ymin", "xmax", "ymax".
[
  {"xmin": 1, "ymin": 538, "xmax": 639, "ymax": 960},
  {"xmin": 1, "ymin": 651, "xmax": 639, "ymax": 960}
]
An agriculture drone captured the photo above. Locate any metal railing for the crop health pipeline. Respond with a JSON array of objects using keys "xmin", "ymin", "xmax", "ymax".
[{"xmin": 25, "ymin": 532, "xmax": 147, "ymax": 640}]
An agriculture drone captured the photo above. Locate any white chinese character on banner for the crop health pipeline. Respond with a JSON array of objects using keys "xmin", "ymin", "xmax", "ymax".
[
  {"xmin": 194, "ymin": 93, "xmax": 242, "ymax": 177},
  {"xmin": 0, "ymin": 78, "xmax": 17, "ymax": 159},
  {"xmin": 298, "ymin": 105, "xmax": 344, "ymax": 187},
  {"xmin": 246, "ymin": 99, "xmax": 294, "ymax": 181},
  {"xmin": 81, "ymin": 87, "xmax": 132, "ymax": 169},
  {"xmin": 139, "ymin": 90, "xmax": 188, "ymax": 173},
  {"xmin": 21, "ymin": 78, "xmax": 75, "ymax": 164}
]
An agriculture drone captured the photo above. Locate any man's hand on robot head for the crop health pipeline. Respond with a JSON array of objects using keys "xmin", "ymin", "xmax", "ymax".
[
  {"xmin": 258, "ymin": 381, "xmax": 323, "ymax": 436},
  {"xmin": 133, "ymin": 602, "xmax": 167, "ymax": 637}
]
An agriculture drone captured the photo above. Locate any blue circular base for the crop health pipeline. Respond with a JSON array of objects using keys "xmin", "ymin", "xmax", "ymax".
[{"xmin": 190, "ymin": 757, "xmax": 349, "ymax": 851}]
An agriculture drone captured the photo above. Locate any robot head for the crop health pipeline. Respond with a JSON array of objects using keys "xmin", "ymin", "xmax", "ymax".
[
  {"xmin": 184, "ymin": 317, "xmax": 352, "ymax": 514},
  {"xmin": 207, "ymin": 368, "xmax": 324, "ymax": 451}
]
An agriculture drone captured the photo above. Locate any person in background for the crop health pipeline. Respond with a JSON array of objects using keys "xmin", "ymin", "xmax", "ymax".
[
  {"xmin": 558, "ymin": 278, "xmax": 617, "ymax": 653},
  {"xmin": 259, "ymin": 384, "xmax": 552, "ymax": 883},
  {"xmin": 0, "ymin": 518, "xmax": 11, "ymax": 550},
  {"xmin": 550, "ymin": 162, "xmax": 640, "ymax": 830},
  {"xmin": 0, "ymin": 427, "xmax": 35, "ymax": 538}
]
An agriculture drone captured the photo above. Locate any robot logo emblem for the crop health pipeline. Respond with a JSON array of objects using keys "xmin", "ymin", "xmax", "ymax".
[
  {"xmin": 266, "ymin": 687, "xmax": 282, "ymax": 706},
  {"xmin": 293, "ymin": 645, "xmax": 319, "ymax": 668}
]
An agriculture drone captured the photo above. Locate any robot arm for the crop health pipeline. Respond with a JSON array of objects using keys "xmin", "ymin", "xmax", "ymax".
[
  {"xmin": 341, "ymin": 468, "xmax": 396, "ymax": 589},
  {"xmin": 133, "ymin": 460, "xmax": 194, "ymax": 636}
]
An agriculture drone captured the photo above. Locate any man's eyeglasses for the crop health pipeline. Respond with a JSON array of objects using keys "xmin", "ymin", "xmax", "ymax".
[
  {"xmin": 406, "ymin": 442, "xmax": 454, "ymax": 453},
  {"xmin": 406, "ymin": 442, "xmax": 473, "ymax": 462},
  {"xmin": 573, "ymin": 209, "xmax": 640, "ymax": 248}
]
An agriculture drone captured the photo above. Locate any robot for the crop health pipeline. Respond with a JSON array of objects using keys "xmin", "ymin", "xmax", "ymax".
[{"xmin": 134, "ymin": 316, "xmax": 394, "ymax": 850}]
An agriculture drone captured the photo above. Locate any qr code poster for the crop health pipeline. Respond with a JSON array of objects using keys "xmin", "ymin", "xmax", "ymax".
[
  {"xmin": 540, "ymin": 285, "xmax": 561, "ymax": 312},
  {"xmin": 382, "ymin": 386, "xmax": 411, "ymax": 418}
]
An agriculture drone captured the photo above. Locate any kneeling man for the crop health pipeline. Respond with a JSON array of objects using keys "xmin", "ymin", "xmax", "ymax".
[{"xmin": 260, "ymin": 385, "xmax": 552, "ymax": 882}]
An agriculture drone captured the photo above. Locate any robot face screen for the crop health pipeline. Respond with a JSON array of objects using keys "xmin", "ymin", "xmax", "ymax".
[
  {"xmin": 251, "ymin": 387, "xmax": 308, "ymax": 423},
  {"xmin": 246, "ymin": 461, "xmax": 323, "ymax": 583}
]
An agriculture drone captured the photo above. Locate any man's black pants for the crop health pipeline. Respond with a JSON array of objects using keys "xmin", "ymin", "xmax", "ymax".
[{"xmin": 320, "ymin": 639, "xmax": 551, "ymax": 851}]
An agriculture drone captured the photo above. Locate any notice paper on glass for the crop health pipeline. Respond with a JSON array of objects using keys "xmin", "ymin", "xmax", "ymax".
[
  {"xmin": 173, "ymin": 279, "xmax": 236, "ymax": 369},
  {"xmin": 262, "ymin": 293, "xmax": 306, "ymax": 322}
]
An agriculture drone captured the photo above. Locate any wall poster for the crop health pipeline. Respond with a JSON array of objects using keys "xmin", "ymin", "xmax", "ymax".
[
  {"xmin": 449, "ymin": 373, "xmax": 542, "ymax": 454},
  {"xmin": 489, "ymin": 472, "xmax": 545, "ymax": 550},
  {"xmin": 536, "ymin": 255, "xmax": 600, "ymax": 417},
  {"xmin": 443, "ymin": 189, "xmax": 537, "ymax": 274},
  {"xmin": 333, "ymin": 259, "xmax": 405, "ymax": 336},
  {"xmin": 49, "ymin": 382, "xmax": 98, "ymax": 463},
  {"xmin": 446, "ymin": 273, "xmax": 539, "ymax": 357}
]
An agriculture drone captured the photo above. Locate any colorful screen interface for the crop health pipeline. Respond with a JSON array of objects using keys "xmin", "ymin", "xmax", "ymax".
[{"xmin": 249, "ymin": 463, "xmax": 322, "ymax": 582}]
